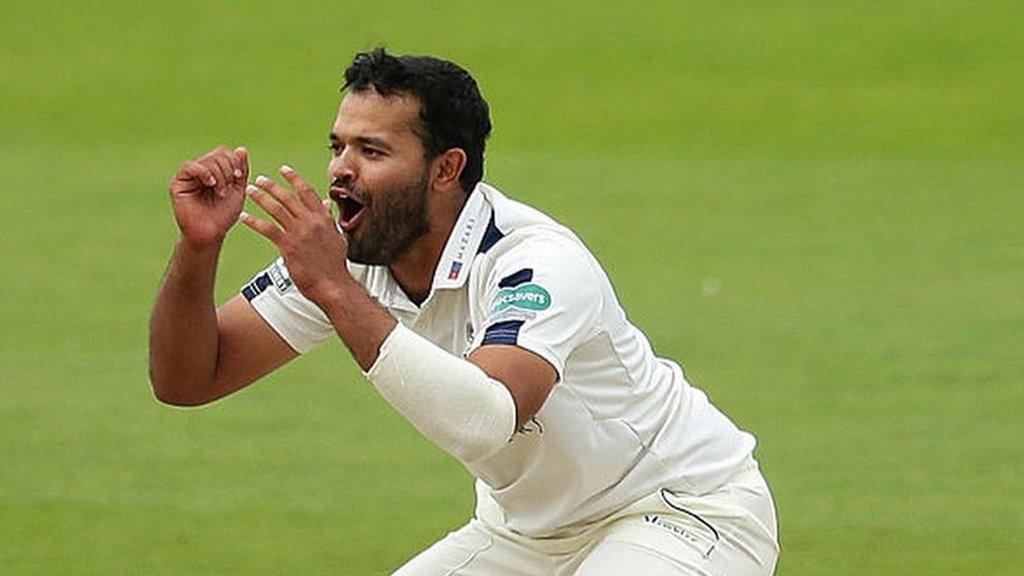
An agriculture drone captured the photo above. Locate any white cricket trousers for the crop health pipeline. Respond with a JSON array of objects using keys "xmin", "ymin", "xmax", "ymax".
[{"xmin": 392, "ymin": 463, "xmax": 779, "ymax": 575}]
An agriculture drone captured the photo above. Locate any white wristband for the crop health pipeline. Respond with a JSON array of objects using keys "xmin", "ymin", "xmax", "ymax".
[{"xmin": 365, "ymin": 323, "xmax": 516, "ymax": 465}]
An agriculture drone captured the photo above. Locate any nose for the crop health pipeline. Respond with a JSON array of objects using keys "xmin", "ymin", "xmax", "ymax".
[{"xmin": 328, "ymin": 147, "xmax": 357, "ymax": 185}]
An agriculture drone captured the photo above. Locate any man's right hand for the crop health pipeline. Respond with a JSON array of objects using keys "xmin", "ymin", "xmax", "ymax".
[
  {"xmin": 169, "ymin": 146, "xmax": 249, "ymax": 247},
  {"xmin": 153, "ymin": 144, "xmax": 298, "ymax": 407}
]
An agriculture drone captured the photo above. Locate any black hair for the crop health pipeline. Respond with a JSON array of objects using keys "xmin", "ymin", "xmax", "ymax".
[{"xmin": 343, "ymin": 47, "xmax": 492, "ymax": 192}]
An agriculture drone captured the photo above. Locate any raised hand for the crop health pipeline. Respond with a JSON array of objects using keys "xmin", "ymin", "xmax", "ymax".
[
  {"xmin": 169, "ymin": 146, "xmax": 249, "ymax": 247},
  {"xmin": 239, "ymin": 165, "xmax": 353, "ymax": 306}
]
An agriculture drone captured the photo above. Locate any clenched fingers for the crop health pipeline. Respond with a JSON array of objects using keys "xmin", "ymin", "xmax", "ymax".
[
  {"xmin": 198, "ymin": 146, "xmax": 245, "ymax": 192},
  {"xmin": 197, "ymin": 150, "xmax": 228, "ymax": 189},
  {"xmin": 174, "ymin": 161, "xmax": 217, "ymax": 190}
]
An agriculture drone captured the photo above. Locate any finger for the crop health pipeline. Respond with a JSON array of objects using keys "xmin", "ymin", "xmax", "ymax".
[
  {"xmin": 255, "ymin": 174, "xmax": 305, "ymax": 216},
  {"xmin": 246, "ymin": 184, "xmax": 295, "ymax": 228},
  {"xmin": 238, "ymin": 211, "xmax": 284, "ymax": 244},
  {"xmin": 209, "ymin": 152, "xmax": 236, "ymax": 193},
  {"xmin": 234, "ymin": 147, "xmax": 250, "ymax": 183},
  {"xmin": 226, "ymin": 150, "xmax": 244, "ymax": 182},
  {"xmin": 175, "ymin": 162, "xmax": 217, "ymax": 189},
  {"xmin": 199, "ymin": 155, "xmax": 231, "ymax": 193},
  {"xmin": 279, "ymin": 164, "xmax": 322, "ymax": 211}
]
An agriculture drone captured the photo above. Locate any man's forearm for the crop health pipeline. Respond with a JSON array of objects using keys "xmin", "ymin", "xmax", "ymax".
[
  {"xmin": 315, "ymin": 283, "xmax": 515, "ymax": 466},
  {"xmin": 148, "ymin": 239, "xmax": 223, "ymax": 403}
]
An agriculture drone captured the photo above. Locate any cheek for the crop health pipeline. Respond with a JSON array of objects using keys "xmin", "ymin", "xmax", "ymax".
[{"xmin": 363, "ymin": 161, "xmax": 407, "ymax": 189}]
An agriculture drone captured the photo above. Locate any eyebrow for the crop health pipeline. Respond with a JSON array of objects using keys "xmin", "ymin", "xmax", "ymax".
[{"xmin": 328, "ymin": 132, "xmax": 393, "ymax": 151}]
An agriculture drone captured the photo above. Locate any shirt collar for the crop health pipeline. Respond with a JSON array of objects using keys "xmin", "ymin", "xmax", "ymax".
[{"xmin": 430, "ymin": 183, "xmax": 493, "ymax": 290}]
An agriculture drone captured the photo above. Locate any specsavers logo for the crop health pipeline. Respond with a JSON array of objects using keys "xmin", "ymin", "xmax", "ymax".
[{"xmin": 490, "ymin": 283, "xmax": 551, "ymax": 313}]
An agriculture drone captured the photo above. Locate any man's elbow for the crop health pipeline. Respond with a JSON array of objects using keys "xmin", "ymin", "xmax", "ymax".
[{"xmin": 148, "ymin": 370, "xmax": 212, "ymax": 407}]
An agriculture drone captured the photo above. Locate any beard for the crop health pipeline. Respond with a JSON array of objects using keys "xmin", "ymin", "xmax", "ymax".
[{"xmin": 345, "ymin": 170, "xmax": 431, "ymax": 266}]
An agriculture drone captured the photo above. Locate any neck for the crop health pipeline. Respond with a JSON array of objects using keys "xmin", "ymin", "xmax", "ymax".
[{"xmin": 389, "ymin": 191, "xmax": 468, "ymax": 306}]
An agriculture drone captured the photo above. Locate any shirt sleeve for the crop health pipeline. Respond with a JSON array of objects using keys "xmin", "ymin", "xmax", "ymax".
[
  {"xmin": 241, "ymin": 257, "xmax": 334, "ymax": 354},
  {"xmin": 469, "ymin": 232, "xmax": 605, "ymax": 379}
]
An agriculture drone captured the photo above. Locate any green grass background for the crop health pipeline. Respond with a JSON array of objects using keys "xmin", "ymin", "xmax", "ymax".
[{"xmin": 2, "ymin": 1, "xmax": 1021, "ymax": 573}]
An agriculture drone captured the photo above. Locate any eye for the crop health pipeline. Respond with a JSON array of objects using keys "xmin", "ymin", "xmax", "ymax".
[
  {"xmin": 327, "ymin": 143, "xmax": 343, "ymax": 157},
  {"xmin": 363, "ymin": 147, "xmax": 384, "ymax": 158}
]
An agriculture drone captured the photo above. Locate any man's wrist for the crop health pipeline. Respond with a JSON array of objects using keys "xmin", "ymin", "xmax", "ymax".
[
  {"xmin": 311, "ymin": 274, "xmax": 398, "ymax": 370},
  {"xmin": 177, "ymin": 233, "xmax": 225, "ymax": 254}
]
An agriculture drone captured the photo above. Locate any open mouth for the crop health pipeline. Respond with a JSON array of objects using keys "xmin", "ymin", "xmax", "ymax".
[{"xmin": 332, "ymin": 190, "xmax": 366, "ymax": 232}]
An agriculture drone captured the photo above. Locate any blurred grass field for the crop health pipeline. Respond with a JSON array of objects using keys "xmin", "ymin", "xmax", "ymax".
[{"xmin": 1, "ymin": 1, "xmax": 1022, "ymax": 574}]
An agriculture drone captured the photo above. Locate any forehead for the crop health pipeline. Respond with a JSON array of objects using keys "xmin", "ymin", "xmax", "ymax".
[{"xmin": 332, "ymin": 90, "xmax": 422, "ymax": 142}]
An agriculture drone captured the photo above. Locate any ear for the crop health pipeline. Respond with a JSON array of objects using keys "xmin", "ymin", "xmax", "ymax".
[{"xmin": 431, "ymin": 148, "xmax": 468, "ymax": 191}]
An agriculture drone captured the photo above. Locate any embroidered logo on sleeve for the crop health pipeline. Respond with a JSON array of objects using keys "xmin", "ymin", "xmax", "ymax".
[
  {"xmin": 268, "ymin": 260, "xmax": 294, "ymax": 293},
  {"xmin": 489, "ymin": 283, "xmax": 551, "ymax": 314}
]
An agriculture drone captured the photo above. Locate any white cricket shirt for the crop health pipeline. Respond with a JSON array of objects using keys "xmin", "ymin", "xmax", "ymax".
[{"xmin": 242, "ymin": 183, "xmax": 757, "ymax": 537}]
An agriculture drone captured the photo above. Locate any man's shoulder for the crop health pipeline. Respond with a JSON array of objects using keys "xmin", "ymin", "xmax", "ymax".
[
  {"xmin": 472, "ymin": 184, "xmax": 604, "ymax": 293},
  {"xmin": 481, "ymin": 183, "xmax": 560, "ymax": 236},
  {"xmin": 479, "ymin": 183, "xmax": 585, "ymax": 258}
]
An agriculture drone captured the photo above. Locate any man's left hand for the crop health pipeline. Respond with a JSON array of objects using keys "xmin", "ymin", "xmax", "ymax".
[{"xmin": 240, "ymin": 165, "xmax": 352, "ymax": 307}]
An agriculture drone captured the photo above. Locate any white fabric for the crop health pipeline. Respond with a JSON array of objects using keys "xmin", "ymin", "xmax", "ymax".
[
  {"xmin": 243, "ymin": 182, "xmax": 761, "ymax": 538},
  {"xmin": 366, "ymin": 322, "xmax": 517, "ymax": 465},
  {"xmin": 391, "ymin": 464, "xmax": 779, "ymax": 575}
]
